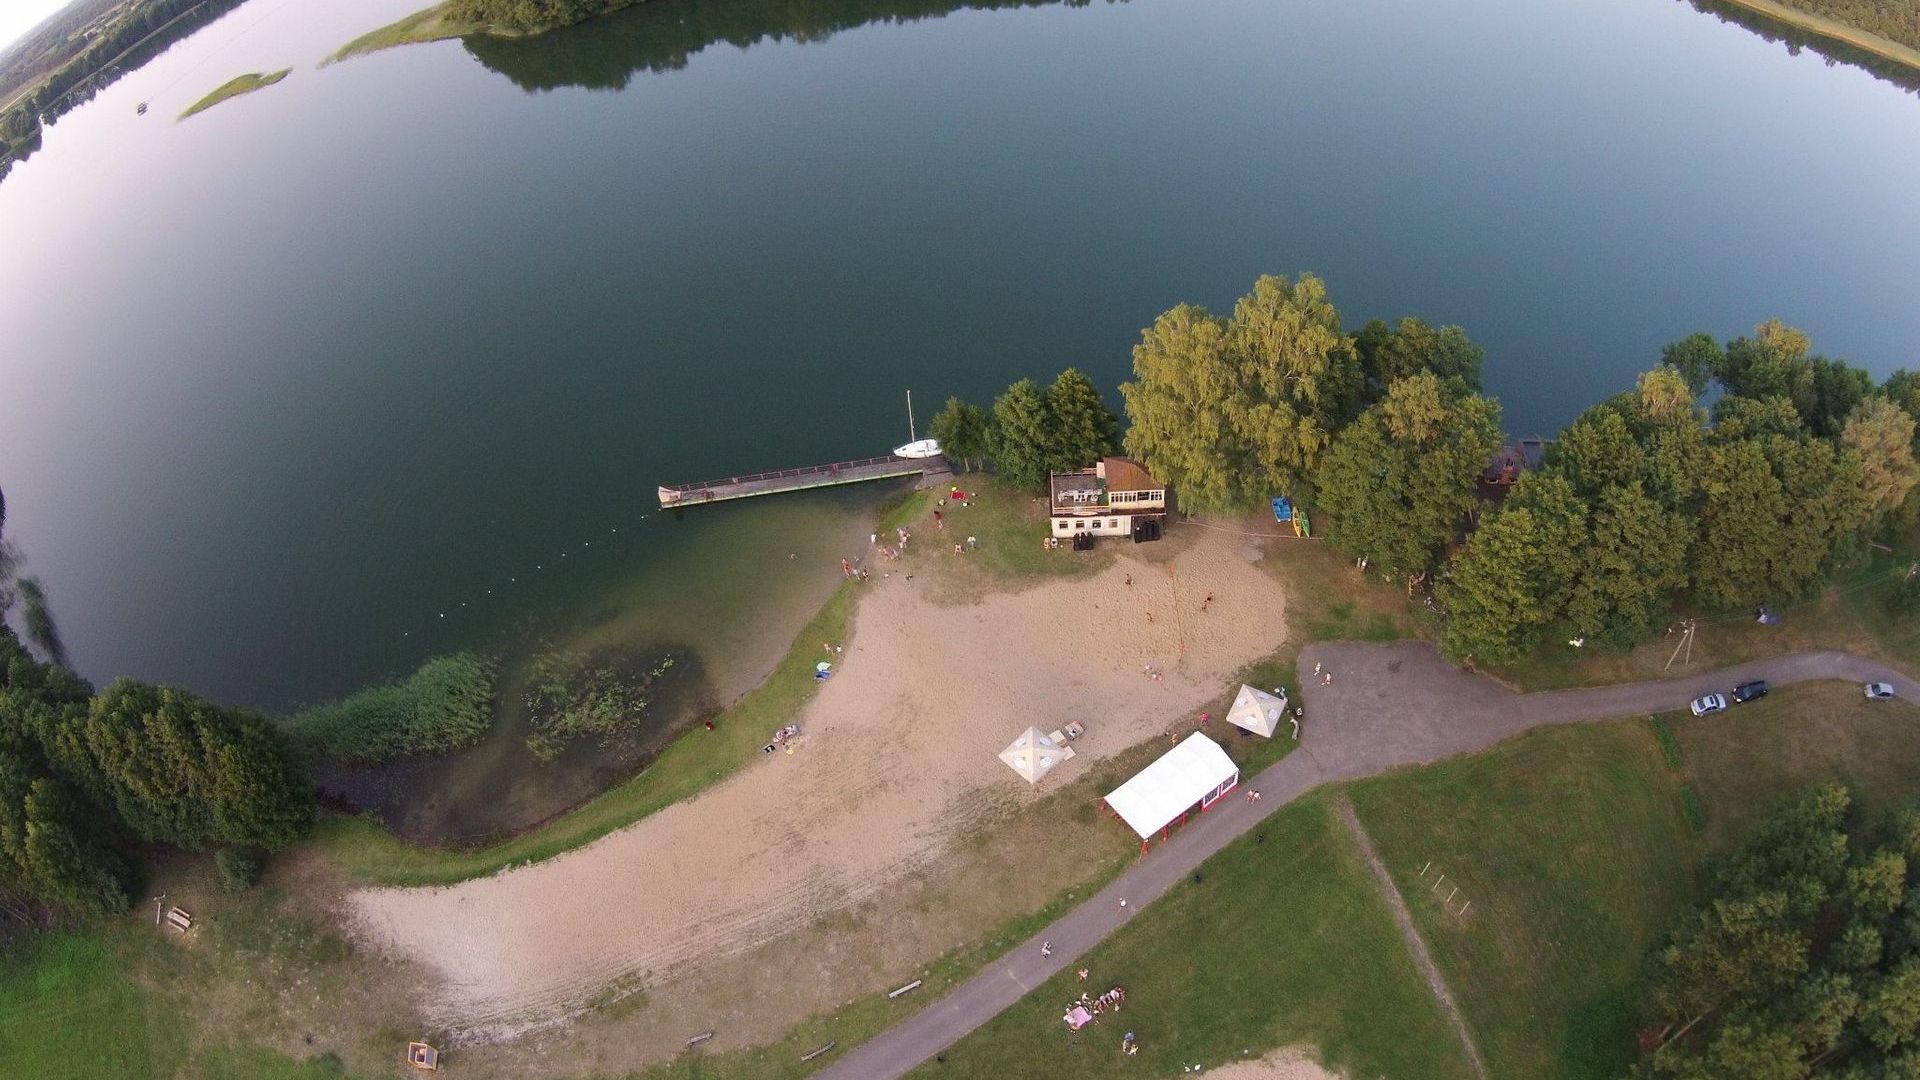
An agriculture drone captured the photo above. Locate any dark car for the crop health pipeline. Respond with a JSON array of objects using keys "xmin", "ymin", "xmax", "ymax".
[{"xmin": 1732, "ymin": 680, "xmax": 1769, "ymax": 704}]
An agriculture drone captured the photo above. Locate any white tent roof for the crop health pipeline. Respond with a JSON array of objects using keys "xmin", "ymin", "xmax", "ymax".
[
  {"xmin": 1104, "ymin": 733, "xmax": 1239, "ymax": 839},
  {"xmin": 1225, "ymin": 684, "xmax": 1287, "ymax": 738},
  {"xmin": 999, "ymin": 726, "xmax": 1072, "ymax": 783}
]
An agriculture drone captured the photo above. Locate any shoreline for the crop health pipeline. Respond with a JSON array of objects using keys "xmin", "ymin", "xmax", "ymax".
[{"xmin": 1704, "ymin": 0, "xmax": 1920, "ymax": 76}]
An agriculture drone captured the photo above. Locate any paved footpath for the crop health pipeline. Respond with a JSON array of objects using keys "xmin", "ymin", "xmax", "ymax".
[{"xmin": 816, "ymin": 645, "xmax": 1916, "ymax": 1079}]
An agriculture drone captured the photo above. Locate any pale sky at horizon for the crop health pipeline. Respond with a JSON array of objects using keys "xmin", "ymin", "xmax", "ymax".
[{"xmin": 1, "ymin": 0, "xmax": 77, "ymax": 56}]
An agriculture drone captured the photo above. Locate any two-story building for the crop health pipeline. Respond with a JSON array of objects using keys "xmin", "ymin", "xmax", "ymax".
[{"xmin": 1049, "ymin": 457, "xmax": 1168, "ymax": 541}]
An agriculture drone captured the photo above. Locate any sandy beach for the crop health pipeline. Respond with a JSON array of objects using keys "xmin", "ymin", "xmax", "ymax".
[
  {"xmin": 345, "ymin": 525, "xmax": 1292, "ymax": 1035},
  {"xmin": 1202, "ymin": 1047, "xmax": 1346, "ymax": 1080}
]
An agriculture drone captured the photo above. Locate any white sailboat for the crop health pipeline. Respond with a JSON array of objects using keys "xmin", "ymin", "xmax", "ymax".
[{"xmin": 893, "ymin": 390, "xmax": 943, "ymax": 458}]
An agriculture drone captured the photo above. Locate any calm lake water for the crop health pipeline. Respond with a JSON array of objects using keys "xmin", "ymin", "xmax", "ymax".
[{"xmin": 2, "ymin": 0, "xmax": 1918, "ymax": 719}]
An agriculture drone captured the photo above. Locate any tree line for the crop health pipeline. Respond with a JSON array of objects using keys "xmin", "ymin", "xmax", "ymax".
[
  {"xmin": 2, "ymin": 489, "xmax": 312, "ymax": 920},
  {"xmin": 1442, "ymin": 322, "xmax": 1917, "ymax": 666},
  {"xmin": 928, "ymin": 367, "xmax": 1119, "ymax": 488},
  {"xmin": 1632, "ymin": 785, "xmax": 1920, "ymax": 1078},
  {"xmin": 929, "ymin": 273, "xmax": 1918, "ymax": 673}
]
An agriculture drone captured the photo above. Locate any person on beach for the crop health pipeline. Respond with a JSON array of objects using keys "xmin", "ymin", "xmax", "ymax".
[
  {"xmin": 933, "ymin": 509, "xmax": 943, "ymax": 529},
  {"xmin": 1201, "ymin": 592, "xmax": 1213, "ymax": 612},
  {"xmin": 841, "ymin": 559, "xmax": 852, "ymax": 578}
]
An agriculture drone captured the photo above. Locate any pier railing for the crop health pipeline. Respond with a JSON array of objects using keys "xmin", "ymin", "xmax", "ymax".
[{"xmin": 659, "ymin": 454, "xmax": 910, "ymax": 495}]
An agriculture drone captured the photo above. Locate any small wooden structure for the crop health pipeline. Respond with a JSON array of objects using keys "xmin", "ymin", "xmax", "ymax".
[
  {"xmin": 164, "ymin": 907, "xmax": 193, "ymax": 933},
  {"xmin": 406, "ymin": 1042, "xmax": 440, "ymax": 1071}
]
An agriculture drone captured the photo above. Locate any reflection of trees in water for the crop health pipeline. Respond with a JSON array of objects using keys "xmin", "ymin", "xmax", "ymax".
[
  {"xmin": 1684, "ymin": 0, "xmax": 1920, "ymax": 95},
  {"xmin": 462, "ymin": 0, "xmax": 1120, "ymax": 93}
]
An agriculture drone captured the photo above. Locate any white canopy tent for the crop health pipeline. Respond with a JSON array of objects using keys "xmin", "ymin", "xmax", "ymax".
[
  {"xmin": 1224, "ymin": 684, "xmax": 1288, "ymax": 738},
  {"xmin": 999, "ymin": 726, "xmax": 1074, "ymax": 784},
  {"xmin": 1103, "ymin": 732, "xmax": 1239, "ymax": 848}
]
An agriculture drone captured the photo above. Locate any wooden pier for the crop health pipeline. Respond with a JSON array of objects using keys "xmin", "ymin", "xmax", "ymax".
[{"xmin": 658, "ymin": 453, "xmax": 947, "ymax": 508}]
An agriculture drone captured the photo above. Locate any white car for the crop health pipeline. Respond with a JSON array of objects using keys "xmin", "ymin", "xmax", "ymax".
[
  {"xmin": 1866, "ymin": 682, "xmax": 1898, "ymax": 701},
  {"xmin": 1690, "ymin": 693, "xmax": 1728, "ymax": 716}
]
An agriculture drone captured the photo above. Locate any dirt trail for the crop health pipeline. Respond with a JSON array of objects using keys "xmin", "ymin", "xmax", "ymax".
[
  {"xmin": 343, "ymin": 527, "xmax": 1292, "ymax": 1036},
  {"xmin": 1333, "ymin": 794, "xmax": 1488, "ymax": 1080}
]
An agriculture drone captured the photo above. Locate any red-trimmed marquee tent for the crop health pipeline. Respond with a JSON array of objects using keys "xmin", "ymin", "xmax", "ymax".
[{"xmin": 1102, "ymin": 732, "xmax": 1239, "ymax": 852}]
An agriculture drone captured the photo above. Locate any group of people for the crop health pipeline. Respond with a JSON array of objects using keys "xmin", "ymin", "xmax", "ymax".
[{"xmin": 761, "ymin": 724, "xmax": 801, "ymax": 754}]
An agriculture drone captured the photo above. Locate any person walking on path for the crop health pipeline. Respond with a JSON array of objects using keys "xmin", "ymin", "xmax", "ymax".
[{"xmin": 1040, "ymin": 941, "xmax": 1052, "ymax": 958}]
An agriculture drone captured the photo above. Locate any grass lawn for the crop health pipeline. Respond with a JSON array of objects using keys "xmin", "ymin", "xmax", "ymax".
[
  {"xmin": 1339, "ymin": 681, "xmax": 1920, "ymax": 1080},
  {"xmin": 309, "ymin": 583, "xmax": 855, "ymax": 885},
  {"xmin": 0, "ymin": 932, "xmax": 167, "ymax": 1079},
  {"xmin": 1347, "ymin": 721, "xmax": 1699, "ymax": 1080},
  {"xmin": 1668, "ymin": 681, "xmax": 1920, "ymax": 849},
  {"xmin": 908, "ymin": 795, "xmax": 1477, "ymax": 1080},
  {"xmin": 908, "ymin": 475, "xmax": 1112, "ymax": 598},
  {"xmin": 178, "ymin": 69, "xmax": 290, "ymax": 119},
  {"xmin": 0, "ymin": 878, "xmax": 384, "ymax": 1080}
]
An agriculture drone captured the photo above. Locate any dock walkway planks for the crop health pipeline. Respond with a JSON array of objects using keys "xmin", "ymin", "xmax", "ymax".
[{"xmin": 658, "ymin": 454, "xmax": 947, "ymax": 508}]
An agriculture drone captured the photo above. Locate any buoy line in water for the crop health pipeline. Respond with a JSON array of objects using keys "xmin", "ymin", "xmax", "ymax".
[{"xmin": 398, "ymin": 513, "xmax": 662, "ymax": 643}]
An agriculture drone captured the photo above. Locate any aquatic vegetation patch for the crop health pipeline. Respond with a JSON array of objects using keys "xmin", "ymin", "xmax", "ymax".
[
  {"xmin": 179, "ymin": 69, "xmax": 291, "ymax": 120},
  {"xmin": 523, "ymin": 643, "xmax": 685, "ymax": 760},
  {"xmin": 288, "ymin": 653, "xmax": 497, "ymax": 762}
]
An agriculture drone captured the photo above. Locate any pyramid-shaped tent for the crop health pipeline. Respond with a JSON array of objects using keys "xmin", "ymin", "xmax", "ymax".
[
  {"xmin": 999, "ymin": 726, "xmax": 1074, "ymax": 783},
  {"xmin": 1224, "ymin": 684, "xmax": 1287, "ymax": 738}
]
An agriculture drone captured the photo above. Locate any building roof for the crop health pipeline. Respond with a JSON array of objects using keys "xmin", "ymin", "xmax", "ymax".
[
  {"xmin": 1100, "ymin": 457, "xmax": 1159, "ymax": 494},
  {"xmin": 1103, "ymin": 733, "xmax": 1238, "ymax": 839}
]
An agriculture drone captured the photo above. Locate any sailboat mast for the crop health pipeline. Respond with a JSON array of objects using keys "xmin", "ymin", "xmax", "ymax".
[{"xmin": 907, "ymin": 390, "xmax": 916, "ymax": 443}]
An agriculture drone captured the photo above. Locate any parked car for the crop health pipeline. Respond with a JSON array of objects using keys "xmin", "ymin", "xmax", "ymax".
[
  {"xmin": 1732, "ymin": 680, "xmax": 1769, "ymax": 704},
  {"xmin": 1866, "ymin": 682, "xmax": 1898, "ymax": 701},
  {"xmin": 1690, "ymin": 693, "xmax": 1728, "ymax": 716}
]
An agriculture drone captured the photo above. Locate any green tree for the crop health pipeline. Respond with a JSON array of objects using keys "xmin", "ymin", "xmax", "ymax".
[
  {"xmin": 927, "ymin": 396, "xmax": 991, "ymax": 472},
  {"xmin": 1043, "ymin": 368, "xmax": 1117, "ymax": 472},
  {"xmin": 1316, "ymin": 372, "xmax": 1503, "ymax": 588},
  {"xmin": 990, "ymin": 378, "xmax": 1053, "ymax": 491},
  {"xmin": 1353, "ymin": 316, "xmax": 1484, "ymax": 394},
  {"xmin": 1121, "ymin": 274, "xmax": 1363, "ymax": 512},
  {"xmin": 1638, "ymin": 367, "xmax": 1697, "ymax": 427},
  {"xmin": 1715, "ymin": 395, "xmax": 1809, "ymax": 441},
  {"xmin": 45, "ymin": 680, "xmax": 313, "ymax": 852},
  {"xmin": 1555, "ymin": 407, "xmax": 1645, "ymax": 498},
  {"xmin": 1718, "ymin": 319, "xmax": 1814, "ymax": 403},
  {"xmin": 1841, "ymin": 397, "xmax": 1920, "ymax": 521},
  {"xmin": 1440, "ymin": 473, "xmax": 1587, "ymax": 665},
  {"xmin": 1662, "ymin": 332, "xmax": 1724, "ymax": 395},
  {"xmin": 1691, "ymin": 434, "xmax": 1865, "ymax": 611},
  {"xmin": 1566, "ymin": 483, "xmax": 1692, "ymax": 649},
  {"xmin": 1852, "ymin": 851, "xmax": 1911, "ymax": 919},
  {"xmin": 1861, "ymin": 957, "xmax": 1920, "ymax": 1052},
  {"xmin": 1654, "ymin": 1018, "xmax": 1805, "ymax": 1080},
  {"xmin": 1119, "ymin": 303, "xmax": 1242, "ymax": 511}
]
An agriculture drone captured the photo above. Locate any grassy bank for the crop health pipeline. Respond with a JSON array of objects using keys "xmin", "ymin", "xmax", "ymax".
[
  {"xmin": 324, "ymin": 7, "xmax": 484, "ymax": 65},
  {"xmin": 178, "ymin": 69, "xmax": 289, "ymax": 119},
  {"xmin": 913, "ymin": 795, "xmax": 1478, "ymax": 1080},
  {"xmin": 309, "ymin": 583, "xmax": 856, "ymax": 885}
]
